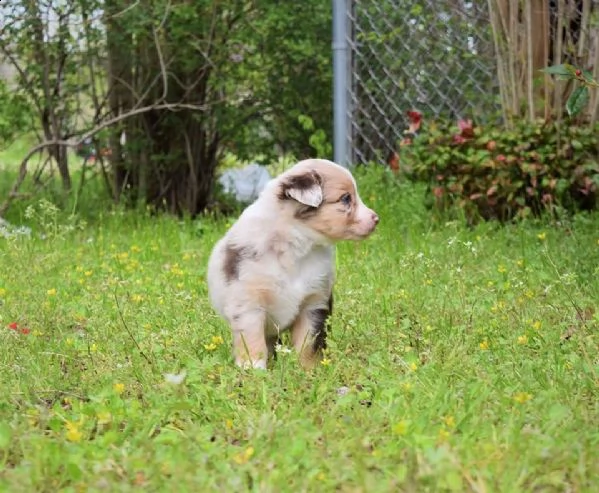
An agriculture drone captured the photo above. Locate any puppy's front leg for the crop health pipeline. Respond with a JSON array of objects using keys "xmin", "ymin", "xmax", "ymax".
[
  {"xmin": 231, "ymin": 310, "xmax": 268, "ymax": 369},
  {"xmin": 291, "ymin": 295, "xmax": 332, "ymax": 369}
]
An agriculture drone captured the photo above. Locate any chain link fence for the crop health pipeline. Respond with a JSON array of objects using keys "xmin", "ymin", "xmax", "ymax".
[
  {"xmin": 346, "ymin": 1, "xmax": 498, "ymax": 164},
  {"xmin": 344, "ymin": 0, "xmax": 595, "ymax": 165}
]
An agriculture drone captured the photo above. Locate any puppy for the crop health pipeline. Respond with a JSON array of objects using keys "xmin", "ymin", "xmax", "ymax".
[{"xmin": 207, "ymin": 159, "xmax": 379, "ymax": 369}]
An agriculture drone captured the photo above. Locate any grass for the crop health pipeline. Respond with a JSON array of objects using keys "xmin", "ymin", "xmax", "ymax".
[
  {"xmin": 0, "ymin": 136, "xmax": 36, "ymax": 171},
  {"xmin": 0, "ymin": 166, "xmax": 598, "ymax": 492}
]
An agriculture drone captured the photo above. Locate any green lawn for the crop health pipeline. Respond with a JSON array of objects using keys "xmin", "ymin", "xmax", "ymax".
[{"xmin": 1, "ymin": 168, "xmax": 598, "ymax": 492}]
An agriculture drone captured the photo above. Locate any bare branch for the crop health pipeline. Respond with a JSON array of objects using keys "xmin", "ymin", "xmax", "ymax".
[
  {"xmin": 153, "ymin": 26, "xmax": 169, "ymax": 101},
  {"xmin": 0, "ymin": 101, "xmax": 219, "ymax": 217},
  {"xmin": 111, "ymin": 0, "xmax": 141, "ymax": 19}
]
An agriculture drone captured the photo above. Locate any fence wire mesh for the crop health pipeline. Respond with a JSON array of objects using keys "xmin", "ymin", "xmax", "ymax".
[{"xmin": 346, "ymin": 0, "xmax": 595, "ymax": 165}]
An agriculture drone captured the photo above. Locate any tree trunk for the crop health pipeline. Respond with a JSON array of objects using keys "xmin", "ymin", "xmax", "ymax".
[
  {"xmin": 25, "ymin": 0, "xmax": 71, "ymax": 190},
  {"xmin": 105, "ymin": 0, "xmax": 133, "ymax": 203}
]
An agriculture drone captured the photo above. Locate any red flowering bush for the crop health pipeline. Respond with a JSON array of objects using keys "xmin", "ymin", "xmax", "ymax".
[{"xmin": 398, "ymin": 114, "xmax": 599, "ymax": 222}]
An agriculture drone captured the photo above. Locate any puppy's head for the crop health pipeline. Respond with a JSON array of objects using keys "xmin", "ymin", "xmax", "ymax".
[{"xmin": 277, "ymin": 159, "xmax": 379, "ymax": 241}]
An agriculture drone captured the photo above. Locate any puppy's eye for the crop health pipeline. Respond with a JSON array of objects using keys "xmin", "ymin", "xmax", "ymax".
[{"xmin": 339, "ymin": 193, "xmax": 352, "ymax": 206}]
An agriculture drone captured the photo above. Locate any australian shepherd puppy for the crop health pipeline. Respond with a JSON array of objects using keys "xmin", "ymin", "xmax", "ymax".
[{"xmin": 207, "ymin": 159, "xmax": 379, "ymax": 369}]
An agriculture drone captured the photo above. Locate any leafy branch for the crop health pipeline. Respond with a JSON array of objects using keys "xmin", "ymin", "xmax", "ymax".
[{"xmin": 541, "ymin": 64, "xmax": 599, "ymax": 117}]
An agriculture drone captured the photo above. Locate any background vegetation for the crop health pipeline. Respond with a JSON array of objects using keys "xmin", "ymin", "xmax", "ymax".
[{"xmin": 0, "ymin": 0, "xmax": 333, "ymax": 218}]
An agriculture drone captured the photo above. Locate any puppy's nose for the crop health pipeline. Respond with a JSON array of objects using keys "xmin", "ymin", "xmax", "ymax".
[{"xmin": 372, "ymin": 213, "xmax": 379, "ymax": 224}]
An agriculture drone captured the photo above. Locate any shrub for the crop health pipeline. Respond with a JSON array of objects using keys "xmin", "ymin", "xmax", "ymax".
[{"xmin": 400, "ymin": 115, "xmax": 599, "ymax": 223}]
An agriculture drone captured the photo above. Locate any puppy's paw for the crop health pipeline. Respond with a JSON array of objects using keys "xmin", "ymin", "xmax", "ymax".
[{"xmin": 236, "ymin": 358, "xmax": 267, "ymax": 370}]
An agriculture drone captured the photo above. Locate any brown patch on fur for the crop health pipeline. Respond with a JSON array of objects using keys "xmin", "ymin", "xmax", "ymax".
[
  {"xmin": 278, "ymin": 170, "xmax": 323, "ymax": 201},
  {"xmin": 289, "ymin": 294, "xmax": 333, "ymax": 369},
  {"xmin": 244, "ymin": 277, "xmax": 276, "ymax": 306},
  {"xmin": 275, "ymin": 160, "xmax": 377, "ymax": 240},
  {"xmin": 294, "ymin": 205, "xmax": 319, "ymax": 219},
  {"xmin": 309, "ymin": 293, "xmax": 333, "ymax": 352},
  {"xmin": 223, "ymin": 245, "xmax": 257, "ymax": 283},
  {"xmin": 280, "ymin": 165, "xmax": 358, "ymax": 225},
  {"xmin": 293, "ymin": 162, "xmax": 379, "ymax": 239}
]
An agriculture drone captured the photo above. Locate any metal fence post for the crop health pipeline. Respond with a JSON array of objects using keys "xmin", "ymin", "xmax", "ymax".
[{"xmin": 332, "ymin": 0, "xmax": 349, "ymax": 167}]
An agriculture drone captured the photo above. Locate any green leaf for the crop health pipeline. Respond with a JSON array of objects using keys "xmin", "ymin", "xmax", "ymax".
[
  {"xmin": 566, "ymin": 86, "xmax": 590, "ymax": 117},
  {"xmin": 297, "ymin": 115, "xmax": 314, "ymax": 132},
  {"xmin": 410, "ymin": 4, "xmax": 423, "ymax": 15},
  {"xmin": 582, "ymin": 69, "xmax": 595, "ymax": 83},
  {"xmin": 66, "ymin": 462, "xmax": 83, "ymax": 481},
  {"xmin": 541, "ymin": 64, "xmax": 576, "ymax": 78}
]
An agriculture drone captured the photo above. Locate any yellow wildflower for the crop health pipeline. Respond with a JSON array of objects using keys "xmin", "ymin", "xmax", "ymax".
[
  {"xmin": 211, "ymin": 335, "xmax": 224, "ymax": 345},
  {"xmin": 392, "ymin": 420, "xmax": 409, "ymax": 436},
  {"xmin": 517, "ymin": 335, "xmax": 528, "ymax": 345},
  {"xmin": 513, "ymin": 392, "xmax": 532, "ymax": 404},
  {"xmin": 204, "ymin": 343, "xmax": 217, "ymax": 351},
  {"xmin": 320, "ymin": 358, "xmax": 331, "ymax": 366},
  {"xmin": 113, "ymin": 383, "xmax": 125, "ymax": 395},
  {"xmin": 233, "ymin": 446, "xmax": 254, "ymax": 465},
  {"xmin": 47, "ymin": 288, "xmax": 57, "ymax": 296},
  {"xmin": 438, "ymin": 427, "xmax": 451, "ymax": 442},
  {"xmin": 0, "ymin": 288, "xmax": 6, "ymax": 297},
  {"xmin": 479, "ymin": 340, "xmax": 489, "ymax": 350},
  {"xmin": 537, "ymin": 232, "xmax": 546, "ymax": 241},
  {"xmin": 65, "ymin": 421, "xmax": 83, "ymax": 442},
  {"xmin": 443, "ymin": 415, "xmax": 456, "ymax": 428},
  {"xmin": 96, "ymin": 411, "xmax": 112, "ymax": 425}
]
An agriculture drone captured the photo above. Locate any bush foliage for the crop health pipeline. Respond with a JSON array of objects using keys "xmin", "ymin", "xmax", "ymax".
[{"xmin": 401, "ymin": 115, "xmax": 599, "ymax": 223}]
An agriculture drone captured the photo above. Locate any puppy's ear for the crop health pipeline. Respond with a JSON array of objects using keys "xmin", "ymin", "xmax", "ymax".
[{"xmin": 280, "ymin": 170, "xmax": 323, "ymax": 207}]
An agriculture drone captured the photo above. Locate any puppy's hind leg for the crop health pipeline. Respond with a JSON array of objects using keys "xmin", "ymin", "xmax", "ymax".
[
  {"xmin": 230, "ymin": 309, "xmax": 269, "ymax": 370},
  {"xmin": 291, "ymin": 294, "xmax": 333, "ymax": 369}
]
